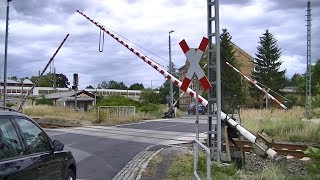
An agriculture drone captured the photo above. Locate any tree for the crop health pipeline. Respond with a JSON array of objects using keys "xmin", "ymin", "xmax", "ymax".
[
  {"xmin": 55, "ymin": 74, "xmax": 69, "ymax": 88},
  {"xmin": 219, "ymin": 28, "xmax": 247, "ymax": 107},
  {"xmin": 290, "ymin": 73, "xmax": 305, "ymax": 94},
  {"xmin": 139, "ymin": 89, "xmax": 160, "ymax": 104},
  {"xmin": 30, "ymin": 73, "xmax": 69, "ymax": 88},
  {"xmin": 108, "ymin": 80, "xmax": 128, "ymax": 89},
  {"xmin": 311, "ymin": 59, "xmax": 320, "ymax": 95},
  {"xmin": 252, "ymin": 29, "xmax": 286, "ymax": 103},
  {"xmin": 129, "ymin": 83, "xmax": 144, "ymax": 90},
  {"xmin": 158, "ymin": 62, "xmax": 179, "ymax": 104},
  {"xmin": 97, "ymin": 81, "xmax": 108, "ymax": 89},
  {"xmin": 86, "ymin": 85, "xmax": 94, "ymax": 89}
]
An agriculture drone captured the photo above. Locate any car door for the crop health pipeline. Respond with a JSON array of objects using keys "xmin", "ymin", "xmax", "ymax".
[
  {"xmin": 14, "ymin": 117, "xmax": 65, "ymax": 180},
  {"xmin": 0, "ymin": 116, "xmax": 37, "ymax": 180}
]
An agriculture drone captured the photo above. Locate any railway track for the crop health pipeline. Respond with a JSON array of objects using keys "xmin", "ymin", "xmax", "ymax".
[
  {"xmin": 39, "ymin": 122, "xmax": 318, "ymax": 159},
  {"xmin": 230, "ymin": 140, "xmax": 319, "ymax": 159}
]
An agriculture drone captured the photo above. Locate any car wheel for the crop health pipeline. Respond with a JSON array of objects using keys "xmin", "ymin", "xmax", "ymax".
[{"xmin": 66, "ymin": 169, "xmax": 75, "ymax": 180}]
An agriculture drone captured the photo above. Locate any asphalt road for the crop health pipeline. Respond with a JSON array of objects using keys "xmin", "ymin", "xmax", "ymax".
[{"xmin": 45, "ymin": 114, "xmax": 211, "ymax": 180}]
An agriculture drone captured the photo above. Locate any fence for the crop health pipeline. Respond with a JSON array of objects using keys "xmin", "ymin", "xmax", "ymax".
[{"xmin": 97, "ymin": 106, "xmax": 135, "ymax": 121}]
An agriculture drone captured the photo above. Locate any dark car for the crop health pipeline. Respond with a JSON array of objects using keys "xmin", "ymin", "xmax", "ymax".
[
  {"xmin": 0, "ymin": 107, "xmax": 76, "ymax": 180},
  {"xmin": 187, "ymin": 103, "xmax": 205, "ymax": 115}
]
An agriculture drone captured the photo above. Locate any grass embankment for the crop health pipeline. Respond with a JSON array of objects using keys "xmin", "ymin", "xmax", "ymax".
[
  {"xmin": 164, "ymin": 152, "xmax": 296, "ymax": 180},
  {"xmin": 164, "ymin": 107, "xmax": 320, "ymax": 179},
  {"xmin": 240, "ymin": 107, "xmax": 320, "ymax": 144},
  {"xmin": 22, "ymin": 104, "xmax": 168, "ymax": 126},
  {"xmin": 164, "ymin": 150, "xmax": 319, "ymax": 180}
]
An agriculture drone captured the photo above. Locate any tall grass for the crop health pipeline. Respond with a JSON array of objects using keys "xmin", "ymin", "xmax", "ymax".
[
  {"xmin": 240, "ymin": 107, "xmax": 320, "ymax": 144},
  {"xmin": 22, "ymin": 105, "xmax": 167, "ymax": 126},
  {"xmin": 23, "ymin": 105, "xmax": 96, "ymax": 121}
]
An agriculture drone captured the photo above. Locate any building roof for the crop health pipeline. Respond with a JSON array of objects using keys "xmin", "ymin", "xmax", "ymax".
[
  {"xmin": 0, "ymin": 78, "xmax": 34, "ymax": 85},
  {"xmin": 22, "ymin": 79, "xmax": 34, "ymax": 84},
  {"xmin": 57, "ymin": 97, "xmax": 94, "ymax": 102},
  {"xmin": 45, "ymin": 91, "xmax": 77, "ymax": 99},
  {"xmin": 45, "ymin": 90, "xmax": 95, "ymax": 99}
]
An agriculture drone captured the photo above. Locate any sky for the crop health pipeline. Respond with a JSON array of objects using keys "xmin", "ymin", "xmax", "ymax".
[{"xmin": 0, "ymin": 0, "xmax": 319, "ymax": 89}]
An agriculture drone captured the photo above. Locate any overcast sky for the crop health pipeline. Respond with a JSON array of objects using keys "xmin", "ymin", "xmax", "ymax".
[{"xmin": 0, "ymin": 0, "xmax": 319, "ymax": 89}]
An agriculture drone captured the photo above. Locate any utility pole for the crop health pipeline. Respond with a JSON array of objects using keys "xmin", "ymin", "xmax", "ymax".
[
  {"xmin": 3, "ymin": 0, "xmax": 11, "ymax": 106},
  {"xmin": 169, "ymin": 30, "xmax": 174, "ymax": 107},
  {"xmin": 53, "ymin": 67, "xmax": 57, "ymax": 93},
  {"xmin": 305, "ymin": 0, "xmax": 312, "ymax": 118},
  {"xmin": 73, "ymin": 73, "xmax": 78, "ymax": 111}
]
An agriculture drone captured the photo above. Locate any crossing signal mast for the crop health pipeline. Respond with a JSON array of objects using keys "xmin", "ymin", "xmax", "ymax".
[
  {"xmin": 305, "ymin": 0, "xmax": 312, "ymax": 118},
  {"xmin": 76, "ymin": 10, "xmax": 277, "ymax": 159}
]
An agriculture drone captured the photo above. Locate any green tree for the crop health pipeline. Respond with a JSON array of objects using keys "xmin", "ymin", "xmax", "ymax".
[
  {"xmin": 290, "ymin": 73, "xmax": 305, "ymax": 94},
  {"xmin": 312, "ymin": 59, "xmax": 320, "ymax": 95},
  {"xmin": 129, "ymin": 83, "xmax": 144, "ymax": 90},
  {"xmin": 86, "ymin": 85, "xmax": 94, "ymax": 89},
  {"xmin": 219, "ymin": 28, "xmax": 247, "ymax": 107},
  {"xmin": 97, "ymin": 81, "xmax": 108, "ymax": 89},
  {"xmin": 55, "ymin": 74, "xmax": 69, "ymax": 88},
  {"xmin": 252, "ymin": 29, "xmax": 286, "ymax": 103},
  {"xmin": 139, "ymin": 89, "xmax": 160, "ymax": 104},
  {"xmin": 108, "ymin": 80, "xmax": 128, "ymax": 89},
  {"xmin": 30, "ymin": 73, "xmax": 69, "ymax": 88},
  {"xmin": 158, "ymin": 63, "xmax": 179, "ymax": 104}
]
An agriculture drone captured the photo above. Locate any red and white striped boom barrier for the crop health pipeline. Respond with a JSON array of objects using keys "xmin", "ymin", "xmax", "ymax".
[
  {"xmin": 225, "ymin": 62, "xmax": 287, "ymax": 109},
  {"xmin": 77, "ymin": 10, "xmax": 277, "ymax": 158}
]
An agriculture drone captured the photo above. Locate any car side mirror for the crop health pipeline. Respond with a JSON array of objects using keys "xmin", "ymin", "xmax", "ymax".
[{"xmin": 53, "ymin": 140, "xmax": 64, "ymax": 151}]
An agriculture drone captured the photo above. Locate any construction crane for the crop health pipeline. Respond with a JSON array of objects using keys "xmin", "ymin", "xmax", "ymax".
[{"xmin": 77, "ymin": 10, "xmax": 277, "ymax": 158}]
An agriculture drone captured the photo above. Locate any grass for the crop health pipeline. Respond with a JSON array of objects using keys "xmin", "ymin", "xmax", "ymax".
[
  {"xmin": 22, "ymin": 105, "xmax": 167, "ymax": 126},
  {"xmin": 165, "ymin": 152, "xmax": 238, "ymax": 180},
  {"xmin": 164, "ymin": 150, "xmax": 317, "ymax": 180},
  {"xmin": 240, "ymin": 107, "xmax": 320, "ymax": 144}
]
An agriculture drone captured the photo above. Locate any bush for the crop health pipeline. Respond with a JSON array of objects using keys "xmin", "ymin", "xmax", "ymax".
[
  {"xmin": 5, "ymin": 102, "xmax": 15, "ymax": 108},
  {"xmin": 304, "ymin": 147, "xmax": 320, "ymax": 176},
  {"xmin": 97, "ymin": 95, "xmax": 141, "ymax": 107},
  {"xmin": 35, "ymin": 98, "xmax": 53, "ymax": 105}
]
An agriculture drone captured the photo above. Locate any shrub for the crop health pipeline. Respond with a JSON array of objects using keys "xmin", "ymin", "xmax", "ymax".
[
  {"xmin": 304, "ymin": 147, "xmax": 320, "ymax": 176},
  {"xmin": 35, "ymin": 98, "xmax": 53, "ymax": 105}
]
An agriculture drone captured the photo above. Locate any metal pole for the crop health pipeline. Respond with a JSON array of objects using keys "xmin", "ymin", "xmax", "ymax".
[
  {"xmin": 206, "ymin": 0, "xmax": 213, "ymax": 151},
  {"xmin": 169, "ymin": 30, "xmax": 174, "ymax": 107},
  {"xmin": 53, "ymin": 67, "xmax": 57, "ymax": 93},
  {"xmin": 21, "ymin": 79, "xmax": 23, "ymax": 105},
  {"xmin": 215, "ymin": 0, "xmax": 222, "ymax": 163},
  {"xmin": 17, "ymin": 34, "xmax": 70, "ymax": 111},
  {"xmin": 305, "ymin": 0, "xmax": 312, "ymax": 118},
  {"xmin": 74, "ymin": 87, "xmax": 78, "ymax": 111},
  {"xmin": 195, "ymin": 78, "xmax": 199, "ymax": 141},
  {"xmin": 3, "ymin": 0, "xmax": 10, "ymax": 106}
]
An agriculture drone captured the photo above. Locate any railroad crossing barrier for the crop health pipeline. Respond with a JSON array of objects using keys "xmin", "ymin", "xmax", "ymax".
[{"xmin": 77, "ymin": 10, "xmax": 278, "ymax": 158}]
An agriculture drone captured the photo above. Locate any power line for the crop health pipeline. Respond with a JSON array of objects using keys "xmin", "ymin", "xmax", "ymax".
[{"xmin": 106, "ymin": 28, "xmax": 169, "ymax": 68}]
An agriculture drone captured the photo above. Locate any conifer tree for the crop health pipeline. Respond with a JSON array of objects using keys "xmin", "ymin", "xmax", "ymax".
[
  {"xmin": 252, "ymin": 29, "xmax": 286, "ymax": 96},
  {"xmin": 220, "ymin": 28, "xmax": 246, "ymax": 108}
]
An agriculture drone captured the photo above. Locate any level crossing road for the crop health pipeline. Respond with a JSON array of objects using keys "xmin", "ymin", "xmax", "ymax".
[{"xmin": 45, "ymin": 114, "xmax": 212, "ymax": 180}]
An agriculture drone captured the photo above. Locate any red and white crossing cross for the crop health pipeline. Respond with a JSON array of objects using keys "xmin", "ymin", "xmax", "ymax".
[{"xmin": 179, "ymin": 37, "xmax": 211, "ymax": 91}]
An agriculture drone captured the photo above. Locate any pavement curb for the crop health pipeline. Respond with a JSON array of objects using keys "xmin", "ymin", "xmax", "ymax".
[
  {"xmin": 135, "ymin": 148, "xmax": 163, "ymax": 180},
  {"xmin": 112, "ymin": 149, "xmax": 162, "ymax": 180}
]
